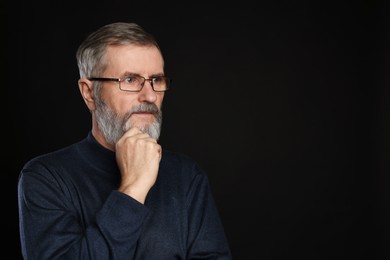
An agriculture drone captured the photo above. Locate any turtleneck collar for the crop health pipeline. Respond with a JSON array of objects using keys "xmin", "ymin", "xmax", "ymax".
[{"xmin": 77, "ymin": 131, "xmax": 118, "ymax": 172}]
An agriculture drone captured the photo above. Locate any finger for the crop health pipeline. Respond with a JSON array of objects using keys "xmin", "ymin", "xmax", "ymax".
[
  {"xmin": 121, "ymin": 128, "xmax": 154, "ymax": 141},
  {"xmin": 121, "ymin": 130, "xmax": 158, "ymax": 145},
  {"xmin": 123, "ymin": 127, "xmax": 143, "ymax": 137}
]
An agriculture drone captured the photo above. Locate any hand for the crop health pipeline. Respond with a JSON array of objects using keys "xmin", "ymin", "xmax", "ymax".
[{"xmin": 115, "ymin": 127, "xmax": 162, "ymax": 203}]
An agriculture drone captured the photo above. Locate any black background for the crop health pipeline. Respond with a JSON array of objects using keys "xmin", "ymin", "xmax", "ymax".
[{"xmin": 8, "ymin": 1, "xmax": 389, "ymax": 259}]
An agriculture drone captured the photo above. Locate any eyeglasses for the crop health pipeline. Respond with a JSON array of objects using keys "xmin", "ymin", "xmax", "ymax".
[{"xmin": 88, "ymin": 75, "xmax": 171, "ymax": 92}]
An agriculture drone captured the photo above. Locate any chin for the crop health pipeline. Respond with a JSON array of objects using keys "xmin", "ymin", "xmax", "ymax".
[{"xmin": 125, "ymin": 120, "xmax": 151, "ymax": 131}]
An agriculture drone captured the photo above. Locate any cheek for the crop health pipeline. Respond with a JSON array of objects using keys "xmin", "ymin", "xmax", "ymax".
[
  {"xmin": 107, "ymin": 95, "xmax": 138, "ymax": 115},
  {"xmin": 156, "ymin": 94, "xmax": 165, "ymax": 108},
  {"xmin": 120, "ymin": 99, "xmax": 138, "ymax": 113}
]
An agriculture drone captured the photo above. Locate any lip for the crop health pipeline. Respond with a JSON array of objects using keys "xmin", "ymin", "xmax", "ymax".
[
  {"xmin": 132, "ymin": 112, "xmax": 154, "ymax": 115},
  {"xmin": 131, "ymin": 112, "xmax": 155, "ymax": 117}
]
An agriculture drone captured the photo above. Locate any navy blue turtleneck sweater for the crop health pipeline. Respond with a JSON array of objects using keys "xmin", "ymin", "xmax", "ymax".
[{"xmin": 18, "ymin": 132, "xmax": 232, "ymax": 259}]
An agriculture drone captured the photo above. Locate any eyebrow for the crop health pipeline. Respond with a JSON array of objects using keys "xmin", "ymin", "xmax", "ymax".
[{"xmin": 122, "ymin": 72, "xmax": 165, "ymax": 78}]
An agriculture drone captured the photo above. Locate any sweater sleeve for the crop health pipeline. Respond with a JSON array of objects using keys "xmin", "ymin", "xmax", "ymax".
[
  {"xmin": 186, "ymin": 163, "xmax": 232, "ymax": 259},
  {"xmin": 18, "ymin": 166, "xmax": 148, "ymax": 260}
]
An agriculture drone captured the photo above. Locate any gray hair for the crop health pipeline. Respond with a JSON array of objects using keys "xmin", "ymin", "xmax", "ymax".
[{"xmin": 76, "ymin": 22, "xmax": 162, "ymax": 94}]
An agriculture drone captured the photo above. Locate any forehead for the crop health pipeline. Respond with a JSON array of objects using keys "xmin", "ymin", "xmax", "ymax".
[{"xmin": 104, "ymin": 44, "xmax": 164, "ymax": 75}]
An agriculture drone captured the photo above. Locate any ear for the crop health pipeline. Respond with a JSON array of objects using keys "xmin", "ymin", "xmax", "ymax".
[{"xmin": 78, "ymin": 79, "xmax": 96, "ymax": 111}]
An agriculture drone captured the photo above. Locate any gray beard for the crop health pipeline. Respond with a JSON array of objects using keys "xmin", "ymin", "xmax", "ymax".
[{"xmin": 95, "ymin": 99, "xmax": 162, "ymax": 145}]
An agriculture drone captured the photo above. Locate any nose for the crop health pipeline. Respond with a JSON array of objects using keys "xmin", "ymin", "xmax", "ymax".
[{"xmin": 138, "ymin": 80, "xmax": 157, "ymax": 103}]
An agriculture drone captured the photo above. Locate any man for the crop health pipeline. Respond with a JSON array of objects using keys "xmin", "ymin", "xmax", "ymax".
[{"xmin": 18, "ymin": 22, "xmax": 232, "ymax": 259}]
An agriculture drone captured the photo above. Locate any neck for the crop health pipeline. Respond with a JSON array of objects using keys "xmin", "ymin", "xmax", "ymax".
[{"xmin": 91, "ymin": 127, "xmax": 116, "ymax": 152}]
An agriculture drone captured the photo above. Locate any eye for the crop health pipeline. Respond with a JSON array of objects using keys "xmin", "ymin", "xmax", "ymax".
[
  {"xmin": 124, "ymin": 76, "xmax": 138, "ymax": 84},
  {"xmin": 152, "ymin": 77, "xmax": 164, "ymax": 84}
]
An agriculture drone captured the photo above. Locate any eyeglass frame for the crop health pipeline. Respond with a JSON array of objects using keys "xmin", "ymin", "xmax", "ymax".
[{"xmin": 88, "ymin": 75, "xmax": 171, "ymax": 92}]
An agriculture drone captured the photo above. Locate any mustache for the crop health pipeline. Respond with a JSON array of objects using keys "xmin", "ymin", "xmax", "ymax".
[{"xmin": 124, "ymin": 103, "xmax": 160, "ymax": 118}]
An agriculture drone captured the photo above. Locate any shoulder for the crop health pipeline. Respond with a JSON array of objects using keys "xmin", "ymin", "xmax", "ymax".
[
  {"xmin": 161, "ymin": 150, "xmax": 203, "ymax": 170},
  {"xmin": 160, "ymin": 149, "xmax": 208, "ymax": 180},
  {"xmin": 161, "ymin": 149, "xmax": 196, "ymax": 164},
  {"xmin": 23, "ymin": 143, "xmax": 80, "ymax": 170},
  {"xmin": 157, "ymin": 150, "xmax": 214, "ymax": 198},
  {"xmin": 19, "ymin": 139, "xmax": 85, "ymax": 184}
]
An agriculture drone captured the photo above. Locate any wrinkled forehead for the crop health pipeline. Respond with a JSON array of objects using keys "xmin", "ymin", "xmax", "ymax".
[{"xmin": 103, "ymin": 44, "xmax": 165, "ymax": 76}]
